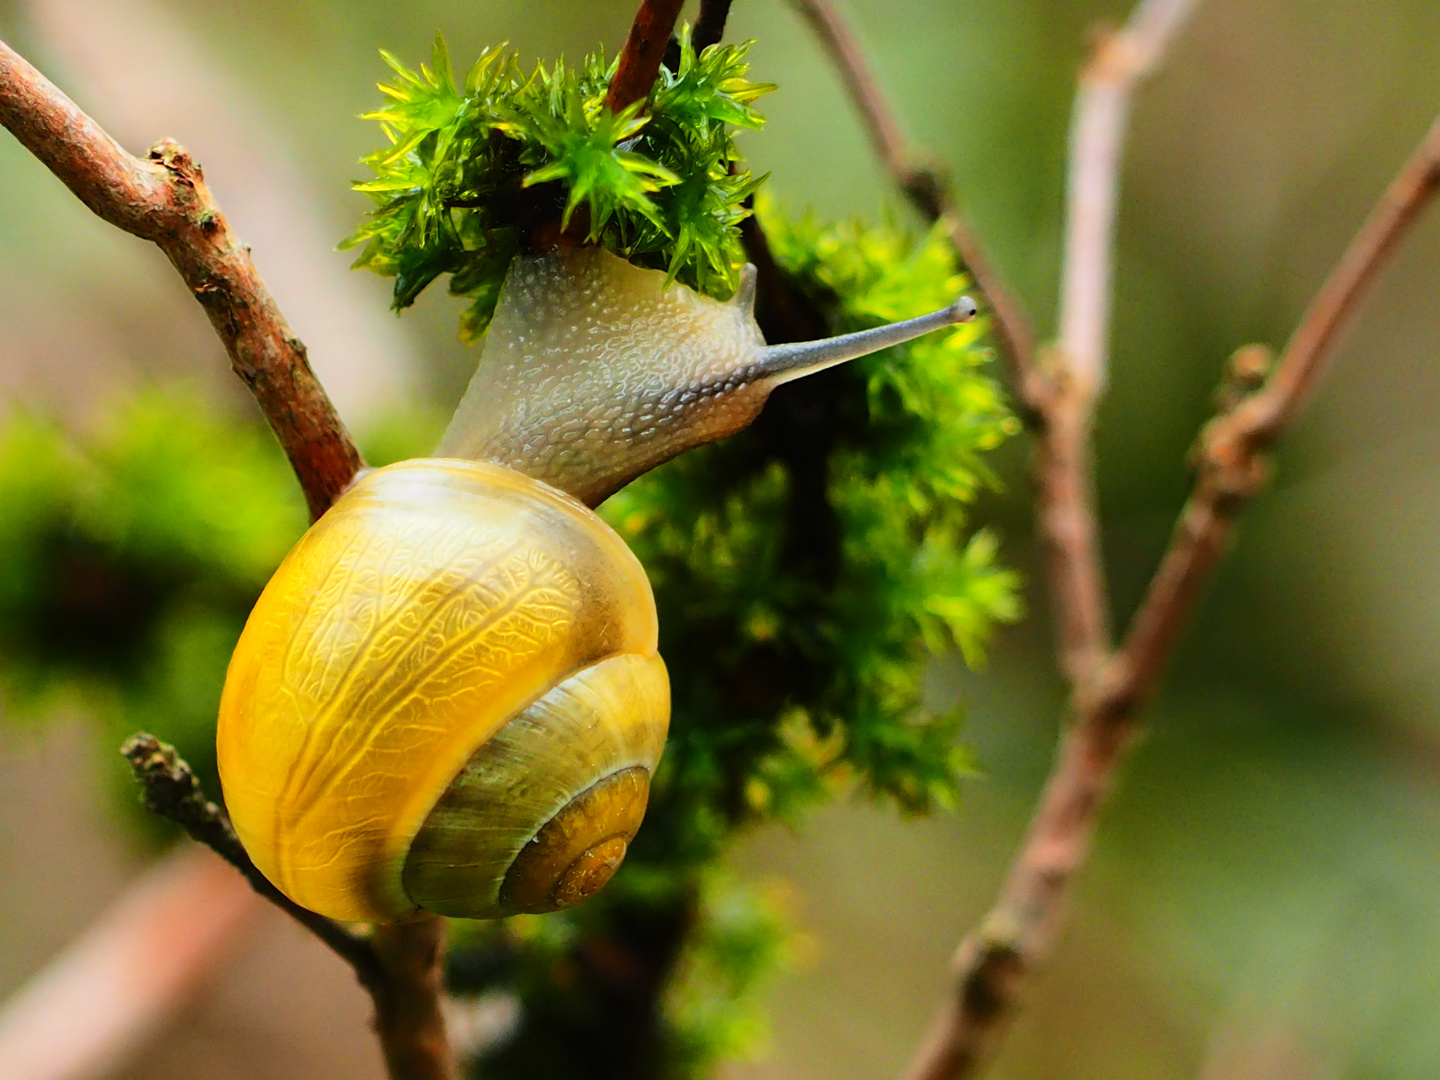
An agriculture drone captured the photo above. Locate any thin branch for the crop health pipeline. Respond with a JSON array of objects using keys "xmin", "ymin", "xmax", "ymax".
[
  {"xmin": 120, "ymin": 735, "xmax": 381, "ymax": 981},
  {"xmin": 0, "ymin": 38, "xmax": 362, "ymax": 521},
  {"xmin": 901, "ymin": 3, "xmax": 1200, "ymax": 1078},
  {"xmin": 1030, "ymin": 0, "xmax": 1195, "ymax": 693},
  {"xmin": 1058, "ymin": 0, "xmax": 1200, "ymax": 395},
  {"xmin": 604, "ymin": 0, "xmax": 686, "ymax": 113},
  {"xmin": 1033, "ymin": 0, "xmax": 1200, "ymax": 690},
  {"xmin": 904, "ymin": 65, "xmax": 1440, "ymax": 1080},
  {"xmin": 371, "ymin": 920, "xmax": 456, "ymax": 1080},
  {"xmin": 693, "ymin": 0, "xmax": 735, "ymax": 53},
  {"xmin": 121, "ymin": 734, "xmax": 458, "ymax": 1080},
  {"xmin": 1114, "ymin": 112, "xmax": 1440, "ymax": 708},
  {"xmin": 785, "ymin": 0, "xmax": 1040, "ymax": 413}
]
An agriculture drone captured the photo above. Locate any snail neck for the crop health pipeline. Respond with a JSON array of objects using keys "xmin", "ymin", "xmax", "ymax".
[
  {"xmin": 436, "ymin": 246, "xmax": 770, "ymax": 507},
  {"xmin": 437, "ymin": 245, "xmax": 976, "ymax": 508}
]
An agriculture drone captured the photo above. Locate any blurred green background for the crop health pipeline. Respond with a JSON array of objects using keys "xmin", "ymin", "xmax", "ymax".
[{"xmin": 3, "ymin": 1, "xmax": 1440, "ymax": 1078}]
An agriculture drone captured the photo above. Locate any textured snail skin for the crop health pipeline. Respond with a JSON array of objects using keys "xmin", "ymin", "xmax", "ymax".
[
  {"xmin": 438, "ymin": 246, "xmax": 772, "ymax": 507},
  {"xmin": 216, "ymin": 458, "xmax": 666, "ymax": 923},
  {"xmin": 438, "ymin": 246, "xmax": 978, "ymax": 507}
]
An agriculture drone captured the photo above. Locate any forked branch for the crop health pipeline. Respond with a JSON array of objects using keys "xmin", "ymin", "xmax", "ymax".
[
  {"xmin": 901, "ymin": 13, "xmax": 1440, "ymax": 1080},
  {"xmin": 1035, "ymin": 0, "xmax": 1201, "ymax": 691},
  {"xmin": 1114, "ymin": 112, "xmax": 1440, "ymax": 705}
]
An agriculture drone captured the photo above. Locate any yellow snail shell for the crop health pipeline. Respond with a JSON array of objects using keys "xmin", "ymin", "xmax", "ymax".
[{"xmin": 217, "ymin": 244, "xmax": 975, "ymax": 923}]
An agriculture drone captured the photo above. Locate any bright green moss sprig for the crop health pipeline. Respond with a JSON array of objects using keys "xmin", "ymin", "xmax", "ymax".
[
  {"xmin": 603, "ymin": 203, "xmax": 1021, "ymax": 844},
  {"xmin": 343, "ymin": 29, "xmax": 772, "ymax": 338}
]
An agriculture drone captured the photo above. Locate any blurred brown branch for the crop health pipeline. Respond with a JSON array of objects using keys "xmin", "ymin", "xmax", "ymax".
[
  {"xmin": 604, "ymin": 0, "xmax": 685, "ymax": 113},
  {"xmin": 786, "ymin": 0, "xmax": 1039, "ymax": 409},
  {"xmin": 1059, "ymin": 0, "xmax": 1201, "ymax": 395},
  {"xmin": 886, "ymin": 2, "xmax": 1440, "ymax": 1078},
  {"xmin": 0, "ymin": 37, "xmax": 362, "ymax": 522},
  {"xmin": 0, "ymin": 846, "xmax": 262, "ymax": 1080},
  {"xmin": 896, "ymin": 0, "xmax": 1201, "ymax": 1070},
  {"xmin": 1033, "ymin": 0, "xmax": 1202, "ymax": 707},
  {"xmin": 1114, "ymin": 112, "xmax": 1440, "ymax": 710}
]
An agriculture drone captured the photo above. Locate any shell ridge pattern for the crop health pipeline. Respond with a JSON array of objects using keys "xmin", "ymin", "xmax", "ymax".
[
  {"xmin": 281, "ymin": 538, "xmax": 461, "ymax": 743},
  {"xmin": 276, "ymin": 531, "xmax": 530, "ymax": 819},
  {"xmin": 400, "ymin": 653, "xmax": 668, "ymax": 916},
  {"xmin": 307, "ymin": 532, "xmax": 525, "ymax": 732},
  {"xmin": 283, "ymin": 550, "xmax": 575, "ymax": 829},
  {"xmin": 221, "ymin": 458, "xmax": 663, "ymax": 922}
]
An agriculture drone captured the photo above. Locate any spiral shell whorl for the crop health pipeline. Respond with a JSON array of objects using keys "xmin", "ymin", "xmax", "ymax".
[
  {"xmin": 216, "ymin": 458, "xmax": 664, "ymax": 923},
  {"xmin": 402, "ymin": 651, "xmax": 667, "ymax": 918}
]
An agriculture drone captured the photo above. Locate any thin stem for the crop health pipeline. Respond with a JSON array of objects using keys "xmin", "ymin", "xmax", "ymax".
[
  {"xmin": 0, "ymin": 38, "xmax": 362, "ymax": 522},
  {"xmin": 902, "ymin": 2, "xmax": 1201, "ymax": 1077},
  {"xmin": 757, "ymin": 297, "xmax": 977, "ymax": 384},
  {"xmin": 1058, "ymin": 0, "xmax": 1201, "ymax": 395},
  {"xmin": 372, "ymin": 919, "xmax": 456, "ymax": 1080},
  {"xmin": 121, "ymin": 735, "xmax": 458, "ymax": 1080},
  {"xmin": 1116, "ymin": 111, "xmax": 1440, "ymax": 706},
  {"xmin": 1031, "ymin": 0, "xmax": 1202, "ymax": 693},
  {"xmin": 905, "ymin": 71, "xmax": 1440, "ymax": 1080},
  {"xmin": 604, "ymin": 0, "xmax": 686, "ymax": 113},
  {"xmin": 120, "ymin": 736, "xmax": 383, "ymax": 985},
  {"xmin": 693, "ymin": 0, "xmax": 735, "ymax": 52},
  {"xmin": 785, "ymin": 0, "xmax": 1040, "ymax": 413}
]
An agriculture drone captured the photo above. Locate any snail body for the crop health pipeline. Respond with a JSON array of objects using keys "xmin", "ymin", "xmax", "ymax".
[{"xmin": 218, "ymin": 245, "xmax": 976, "ymax": 923}]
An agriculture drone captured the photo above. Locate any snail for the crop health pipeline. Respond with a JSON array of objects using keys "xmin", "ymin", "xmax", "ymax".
[{"xmin": 217, "ymin": 244, "xmax": 977, "ymax": 923}]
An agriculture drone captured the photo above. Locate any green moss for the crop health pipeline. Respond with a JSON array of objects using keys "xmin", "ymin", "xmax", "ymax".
[
  {"xmin": 0, "ymin": 392, "xmax": 306, "ymax": 836},
  {"xmin": 343, "ymin": 28, "xmax": 772, "ymax": 338}
]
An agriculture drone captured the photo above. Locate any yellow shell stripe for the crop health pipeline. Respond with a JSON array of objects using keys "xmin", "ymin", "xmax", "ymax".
[{"xmin": 217, "ymin": 460, "xmax": 658, "ymax": 922}]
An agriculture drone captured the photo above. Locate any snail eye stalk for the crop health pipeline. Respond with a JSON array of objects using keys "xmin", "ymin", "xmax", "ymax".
[{"xmin": 437, "ymin": 246, "xmax": 979, "ymax": 507}]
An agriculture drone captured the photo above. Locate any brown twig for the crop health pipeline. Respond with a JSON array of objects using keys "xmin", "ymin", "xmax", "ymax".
[
  {"xmin": 120, "ymin": 735, "xmax": 458, "ymax": 1080},
  {"xmin": 604, "ymin": 0, "xmax": 686, "ymax": 113},
  {"xmin": 1114, "ymin": 112, "xmax": 1440, "ymax": 706},
  {"xmin": 786, "ymin": 0, "xmax": 1040, "ymax": 412},
  {"xmin": 1037, "ymin": 0, "xmax": 1200, "ymax": 687},
  {"xmin": 899, "ymin": 1, "xmax": 1192, "ymax": 1076},
  {"xmin": 1059, "ymin": 0, "xmax": 1200, "ymax": 394},
  {"xmin": 1, "ymin": 31, "xmax": 458, "ymax": 1080},
  {"xmin": 693, "ymin": 0, "xmax": 736, "ymax": 53},
  {"xmin": 119, "ymin": 735, "xmax": 379, "ymax": 979},
  {"xmin": 0, "ymin": 38, "xmax": 362, "ymax": 522},
  {"xmin": 901, "ymin": 13, "xmax": 1440, "ymax": 1080},
  {"xmin": 371, "ymin": 920, "xmax": 456, "ymax": 1080}
]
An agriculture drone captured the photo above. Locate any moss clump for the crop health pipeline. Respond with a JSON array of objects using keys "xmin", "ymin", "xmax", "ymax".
[{"xmin": 343, "ymin": 28, "xmax": 772, "ymax": 338}]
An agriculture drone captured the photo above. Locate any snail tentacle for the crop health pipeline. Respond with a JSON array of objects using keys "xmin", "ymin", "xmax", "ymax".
[{"xmin": 754, "ymin": 296, "xmax": 978, "ymax": 387}]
